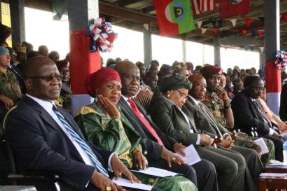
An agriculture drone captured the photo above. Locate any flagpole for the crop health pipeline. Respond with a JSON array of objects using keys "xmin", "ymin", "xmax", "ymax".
[{"xmin": 182, "ymin": 39, "xmax": 186, "ymax": 64}]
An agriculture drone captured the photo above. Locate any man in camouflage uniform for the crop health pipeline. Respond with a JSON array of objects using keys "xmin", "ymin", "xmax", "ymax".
[
  {"xmin": 201, "ymin": 65, "xmax": 275, "ymax": 164},
  {"xmin": 0, "ymin": 46, "xmax": 21, "ymax": 124},
  {"xmin": 200, "ymin": 65, "xmax": 232, "ymax": 129}
]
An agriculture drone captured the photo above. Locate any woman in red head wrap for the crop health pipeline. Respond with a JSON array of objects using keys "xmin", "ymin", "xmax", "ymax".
[
  {"xmin": 87, "ymin": 67, "xmax": 122, "ymax": 105},
  {"xmin": 76, "ymin": 68, "xmax": 197, "ymax": 191}
]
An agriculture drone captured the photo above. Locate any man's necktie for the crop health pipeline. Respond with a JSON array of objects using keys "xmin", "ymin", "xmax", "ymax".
[
  {"xmin": 198, "ymin": 102, "xmax": 223, "ymax": 137},
  {"xmin": 53, "ymin": 106, "xmax": 109, "ymax": 177},
  {"xmin": 127, "ymin": 98, "xmax": 163, "ymax": 145},
  {"xmin": 253, "ymin": 100, "xmax": 272, "ymax": 126}
]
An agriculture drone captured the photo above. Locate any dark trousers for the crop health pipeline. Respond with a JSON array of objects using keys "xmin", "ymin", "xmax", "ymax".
[
  {"xmin": 149, "ymin": 158, "xmax": 218, "ymax": 191},
  {"xmin": 265, "ymin": 134, "xmax": 284, "ymax": 162},
  {"xmin": 197, "ymin": 146, "xmax": 257, "ymax": 191}
]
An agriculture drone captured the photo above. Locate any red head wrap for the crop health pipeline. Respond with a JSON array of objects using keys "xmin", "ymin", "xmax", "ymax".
[
  {"xmin": 87, "ymin": 67, "xmax": 121, "ymax": 96},
  {"xmin": 200, "ymin": 65, "xmax": 222, "ymax": 79}
]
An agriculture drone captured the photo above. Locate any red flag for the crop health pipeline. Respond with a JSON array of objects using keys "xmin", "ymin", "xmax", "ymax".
[
  {"xmin": 192, "ymin": 0, "xmax": 215, "ymax": 15},
  {"xmin": 154, "ymin": 0, "xmax": 195, "ymax": 36},
  {"xmin": 219, "ymin": 0, "xmax": 250, "ymax": 18}
]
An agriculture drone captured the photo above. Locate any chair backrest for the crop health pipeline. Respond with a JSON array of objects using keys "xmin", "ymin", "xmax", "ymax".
[
  {"xmin": 2, "ymin": 106, "xmax": 17, "ymax": 172},
  {"xmin": 1, "ymin": 107, "xmax": 63, "ymax": 191},
  {"xmin": 0, "ymin": 138, "xmax": 11, "ymax": 184},
  {"xmin": 0, "ymin": 106, "xmax": 17, "ymax": 184}
]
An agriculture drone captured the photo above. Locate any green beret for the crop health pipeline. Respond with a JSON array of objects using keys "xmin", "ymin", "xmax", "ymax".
[{"xmin": 159, "ymin": 75, "xmax": 192, "ymax": 92}]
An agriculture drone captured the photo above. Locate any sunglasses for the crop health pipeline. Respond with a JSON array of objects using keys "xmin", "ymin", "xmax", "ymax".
[{"xmin": 27, "ymin": 74, "xmax": 62, "ymax": 81}]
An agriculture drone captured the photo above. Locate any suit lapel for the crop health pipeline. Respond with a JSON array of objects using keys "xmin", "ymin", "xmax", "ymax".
[
  {"xmin": 248, "ymin": 98, "xmax": 261, "ymax": 119},
  {"xmin": 119, "ymin": 97, "xmax": 149, "ymax": 139},
  {"xmin": 24, "ymin": 96, "xmax": 85, "ymax": 139},
  {"xmin": 135, "ymin": 100, "xmax": 157, "ymax": 130},
  {"xmin": 23, "ymin": 96, "xmax": 61, "ymax": 132}
]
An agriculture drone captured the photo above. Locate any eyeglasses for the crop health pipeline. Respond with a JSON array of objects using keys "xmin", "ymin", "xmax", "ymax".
[{"xmin": 27, "ymin": 74, "xmax": 62, "ymax": 81}]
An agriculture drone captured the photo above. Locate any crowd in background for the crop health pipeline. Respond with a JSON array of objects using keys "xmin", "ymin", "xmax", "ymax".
[{"xmin": 2, "ymin": 40, "xmax": 287, "ymax": 121}]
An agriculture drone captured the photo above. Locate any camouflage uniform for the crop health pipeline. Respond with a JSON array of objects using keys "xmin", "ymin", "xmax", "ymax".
[
  {"xmin": 55, "ymin": 82, "xmax": 72, "ymax": 113},
  {"xmin": 203, "ymin": 91, "xmax": 227, "ymax": 128},
  {"xmin": 0, "ymin": 69, "xmax": 21, "ymax": 102}
]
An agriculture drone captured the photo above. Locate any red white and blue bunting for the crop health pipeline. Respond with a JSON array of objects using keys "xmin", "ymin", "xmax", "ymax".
[
  {"xmin": 88, "ymin": 18, "xmax": 117, "ymax": 52},
  {"xmin": 274, "ymin": 50, "xmax": 287, "ymax": 69}
]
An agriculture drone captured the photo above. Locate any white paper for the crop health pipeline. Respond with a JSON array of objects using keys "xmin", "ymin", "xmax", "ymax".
[
  {"xmin": 112, "ymin": 177, "xmax": 153, "ymax": 191},
  {"xmin": 132, "ymin": 167, "xmax": 177, "ymax": 177},
  {"xmin": 260, "ymin": 173, "xmax": 287, "ymax": 177},
  {"xmin": 254, "ymin": 138, "xmax": 269, "ymax": 155},
  {"xmin": 180, "ymin": 144, "xmax": 201, "ymax": 165}
]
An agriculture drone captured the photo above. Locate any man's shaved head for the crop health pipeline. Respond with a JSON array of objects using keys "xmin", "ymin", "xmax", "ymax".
[
  {"xmin": 114, "ymin": 60, "xmax": 140, "ymax": 97},
  {"xmin": 24, "ymin": 56, "xmax": 55, "ymax": 78},
  {"xmin": 23, "ymin": 56, "xmax": 62, "ymax": 100},
  {"xmin": 114, "ymin": 60, "xmax": 139, "ymax": 75}
]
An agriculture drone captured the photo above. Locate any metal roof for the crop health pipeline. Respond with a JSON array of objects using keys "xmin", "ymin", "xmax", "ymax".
[{"xmin": 21, "ymin": 0, "xmax": 287, "ymax": 49}]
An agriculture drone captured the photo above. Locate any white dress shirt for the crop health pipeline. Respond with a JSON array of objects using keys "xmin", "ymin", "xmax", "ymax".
[{"xmin": 26, "ymin": 94, "xmax": 114, "ymax": 171}]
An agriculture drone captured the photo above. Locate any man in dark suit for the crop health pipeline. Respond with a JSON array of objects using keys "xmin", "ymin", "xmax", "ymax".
[
  {"xmin": 115, "ymin": 61, "xmax": 218, "ymax": 191},
  {"xmin": 5, "ymin": 56, "xmax": 138, "ymax": 191},
  {"xmin": 232, "ymin": 75, "xmax": 283, "ymax": 161},
  {"xmin": 148, "ymin": 74, "xmax": 259, "ymax": 191},
  {"xmin": 184, "ymin": 73, "xmax": 263, "ymax": 181}
]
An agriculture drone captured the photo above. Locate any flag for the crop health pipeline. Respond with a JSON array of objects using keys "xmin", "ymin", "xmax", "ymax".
[
  {"xmin": 219, "ymin": 0, "xmax": 251, "ymax": 18},
  {"xmin": 154, "ymin": 0, "xmax": 195, "ymax": 36},
  {"xmin": 192, "ymin": 0, "xmax": 215, "ymax": 15},
  {"xmin": 265, "ymin": 59, "xmax": 281, "ymax": 115}
]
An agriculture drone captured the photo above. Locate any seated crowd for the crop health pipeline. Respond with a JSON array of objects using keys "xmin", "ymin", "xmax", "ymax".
[{"xmin": 1, "ymin": 42, "xmax": 287, "ymax": 191}]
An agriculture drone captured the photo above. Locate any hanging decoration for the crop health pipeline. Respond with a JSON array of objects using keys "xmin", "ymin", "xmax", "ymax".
[
  {"xmin": 88, "ymin": 18, "xmax": 117, "ymax": 52},
  {"xmin": 201, "ymin": 28, "xmax": 207, "ymax": 34},
  {"xmin": 274, "ymin": 50, "xmax": 287, "ymax": 69},
  {"xmin": 243, "ymin": 17, "xmax": 254, "ymax": 28},
  {"xmin": 229, "ymin": 18, "xmax": 237, "ymax": 27},
  {"xmin": 197, "ymin": 20, "xmax": 203, "ymax": 28}
]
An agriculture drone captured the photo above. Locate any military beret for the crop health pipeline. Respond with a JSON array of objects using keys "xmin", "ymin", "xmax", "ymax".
[{"xmin": 200, "ymin": 64, "xmax": 222, "ymax": 79}]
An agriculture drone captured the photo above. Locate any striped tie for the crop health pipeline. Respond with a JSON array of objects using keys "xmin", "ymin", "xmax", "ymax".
[{"xmin": 53, "ymin": 106, "xmax": 109, "ymax": 177}]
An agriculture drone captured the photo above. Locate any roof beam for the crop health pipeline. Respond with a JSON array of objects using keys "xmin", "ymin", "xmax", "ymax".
[
  {"xmin": 99, "ymin": 1, "xmax": 156, "ymax": 24},
  {"xmin": 118, "ymin": 0, "xmax": 142, "ymax": 7}
]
